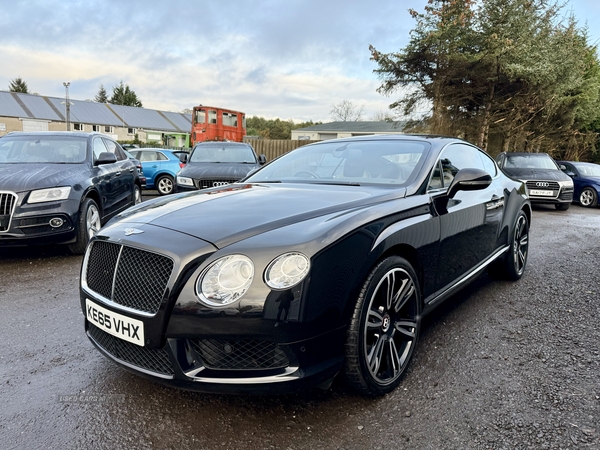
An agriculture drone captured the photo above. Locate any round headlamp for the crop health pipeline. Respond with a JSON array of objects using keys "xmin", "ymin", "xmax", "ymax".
[
  {"xmin": 197, "ymin": 255, "xmax": 254, "ymax": 307},
  {"xmin": 265, "ymin": 252, "xmax": 310, "ymax": 290}
]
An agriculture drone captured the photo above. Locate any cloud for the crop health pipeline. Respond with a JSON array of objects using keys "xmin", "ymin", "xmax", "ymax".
[{"xmin": 1, "ymin": 0, "xmax": 597, "ymax": 122}]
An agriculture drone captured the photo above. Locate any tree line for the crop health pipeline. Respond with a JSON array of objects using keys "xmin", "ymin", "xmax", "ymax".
[{"xmin": 370, "ymin": 0, "xmax": 600, "ymax": 161}]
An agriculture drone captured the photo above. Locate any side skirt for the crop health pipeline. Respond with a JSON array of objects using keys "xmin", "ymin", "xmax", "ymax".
[{"xmin": 422, "ymin": 245, "xmax": 509, "ymax": 316}]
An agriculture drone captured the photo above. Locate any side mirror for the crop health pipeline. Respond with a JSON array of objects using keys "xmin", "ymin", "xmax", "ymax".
[
  {"xmin": 259, "ymin": 154, "xmax": 267, "ymax": 165},
  {"xmin": 95, "ymin": 151, "xmax": 117, "ymax": 166},
  {"xmin": 447, "ymin": 168, "xmax": 492, "ymax": 198}
]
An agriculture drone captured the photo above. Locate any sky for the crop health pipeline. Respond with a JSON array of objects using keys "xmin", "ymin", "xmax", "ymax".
[{"xmin": 1, "ymin": 0, "xmax": 599, "ymax": 123}]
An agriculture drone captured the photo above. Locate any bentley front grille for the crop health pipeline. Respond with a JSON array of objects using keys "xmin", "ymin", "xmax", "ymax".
[
  {"xmin": 89, "ymin": 324, "xmax": 174, "ymax": 376},
  {"xmin": 85, "ymin": 240, "xmax": 174, "ymax": 315},
  {"xmin": 190, "ymin": 338, "xmax": 290, "ymax": 370}
]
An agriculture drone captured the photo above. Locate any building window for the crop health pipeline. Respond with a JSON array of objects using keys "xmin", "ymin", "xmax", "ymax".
[
  {"xmin": 104, "ymin": 126, "xmax": 113, "ymax": 133},
  {"xmin": 74, "ymin": 123, "xmax": 84, "ymax": 131},
  {"xmin": 127, "ymin": 127, "xmax": 136, "ymax": 135},
  {"xmin": 92, "ymin": 125, "xmax": 101, "ymax": 132}
]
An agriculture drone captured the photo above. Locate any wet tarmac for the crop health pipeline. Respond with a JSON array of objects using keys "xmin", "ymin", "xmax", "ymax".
[{"xmin": 1, "ymin": 203, "xmax": 599, "ymax": 449}]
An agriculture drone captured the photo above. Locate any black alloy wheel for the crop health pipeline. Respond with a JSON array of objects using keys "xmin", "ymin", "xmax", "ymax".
[
  {"xmin": 345, "ymin": 256, "xmax": 421, "ymax": 396},
  {"xmin": 134, "ymin": 185, "xmax": 142, "ymax": 204},
  {"xmin": 579, "ymin": 187, "xmax": 598, "ymax": 208}
]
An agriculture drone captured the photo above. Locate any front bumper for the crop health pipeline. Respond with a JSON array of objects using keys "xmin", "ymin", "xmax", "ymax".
[
  {"xmin": 0, "ymin": 191, "xmax": 79, "ymax": 246},
  {"xmin": 85, "ymin": 319, "xmax": 345, "ymax": 395}
]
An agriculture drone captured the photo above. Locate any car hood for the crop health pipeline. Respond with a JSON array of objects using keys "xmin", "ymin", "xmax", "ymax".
[
  {"xmin": 110, "ymin": 183, "xmax": 406, "ymax": 249},
  {"xmin": 502, "ymin": 168, "xmax": 571, "ymax": 182},
  {"xmin": 0, "ymin": 163, "xmax": 83, "ymax": 192},
  {"xmin": 179, "ymin": 162, "xmax": 258, "ymax": 180}
]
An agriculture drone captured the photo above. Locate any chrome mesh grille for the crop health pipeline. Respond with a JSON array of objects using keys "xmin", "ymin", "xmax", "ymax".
[
  {"xmin": 525, "ymin": 181, "xmax": 560, "ymax": 191},
  {"xmin": 196, "ymin": 179, "xmax": 238, "ymax": 189},
  {"xmin": 0, "ymin": 192, "xmax": 17, "ymax": 232},
  {"xmin": 190, "ymin": 338, "xmax": 290, "ymax": 370},
  {"xmin": 89, "ymin": 324, "xmax": 174, "ymax": 376},
  {"xmin": 85, "ymin": 241, "xmax": 174, "ymax": 314}
]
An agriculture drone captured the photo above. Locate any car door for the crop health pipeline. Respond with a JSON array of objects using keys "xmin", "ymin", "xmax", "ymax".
[
  {"xmin": 136, "ymin": 151, "xmax": 160, "ymax": 187},
  {"xmin": 92, "ymin": 137, "xmax": 121, "ymax": 217},
  {"xmin": 102, "ymin": 138, "xmax": 135, "ymax": 210},
  {"xmin": 430, "ymin": 144, "xmax": 504, "ymax": 291}
]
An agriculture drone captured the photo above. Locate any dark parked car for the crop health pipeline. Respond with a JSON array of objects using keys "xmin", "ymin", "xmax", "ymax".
[
  {"xmin": 556, "ymin": 161, "xmax": 600, "ymax": 208},
  {"xmin": 129, "ymin": 148, "xmax": 183, "ymax": 195},
  {"xmin": 495, "ymin": 152, "xmax": 573, "ymax": 210},
  {"xmin": 123, "ymin": 149, "xmax": 147, "ymax": 189},
  {"xmin": 176, "ymin": 141, "xmax": 266, "ymax": 191},
  {"xmin": 0, "ymin": 132, "xmax": 141, "ymax": 254},
  {"xmin": 80, "ymin": 135, "xmax": 530, "ymax": 395}
]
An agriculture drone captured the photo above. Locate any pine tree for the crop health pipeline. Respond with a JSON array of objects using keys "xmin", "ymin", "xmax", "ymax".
[
  {"xmin": 9, "ymin": 77, "xmax": 29, "ymax": 93},
  {"xmin": 109, "ymin": 81, "xmax": 143, "ymax": 107},
  {"xmin": 94, "ymin": 84, "xmax": 108, "ymax": 103}
]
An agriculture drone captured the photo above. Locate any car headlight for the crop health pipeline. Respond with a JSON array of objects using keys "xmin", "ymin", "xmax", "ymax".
[
  {"xmin": 177, "ymin": 176, "xmax": 193, "ymax": 187},
  {"xmin": 28, "ymin": 187, "xmax": 71, "ymax": 204},
  {"xmin": 265, "ymin": 252, "xmax": 310, "ymax": 290},
  {"xmin": 558, "ymin": 179, "xmax": 574, "ymax": 188},
  {"xmin": 197, "ymin": 255, "xmax": 254, "ymax": 307}
]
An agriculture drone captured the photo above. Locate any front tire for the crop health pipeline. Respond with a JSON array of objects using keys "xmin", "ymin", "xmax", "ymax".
[
  {"xmin": 579, "ymin": 187, "xmax": 598, "ymax": 208},
  {"xmin": 156, "ymin": 175, "xmax": 174, "ymax": 195},
  {"xmin": 134, "ymin": 184, "xmax": 142, "ymax": 204},
  {"xmin": 68, "ymin": 198, "xmax": 101, "ymax": 255},
  {"xmin": 345, "ymin": 256, "xmax": 421, "ymax": 396},
  {"xmin": 555, "ymin": 202, "xmax": 570, "ymax": 211}
]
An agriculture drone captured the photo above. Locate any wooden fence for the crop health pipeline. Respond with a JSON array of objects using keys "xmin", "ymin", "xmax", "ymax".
[
  {"xmin": 139, "ymin": 140, "xmax": 318, "ymax": 162},
  {"xmin": 244, "ymin": 139, "xmax": 318, "ymax": 161}
]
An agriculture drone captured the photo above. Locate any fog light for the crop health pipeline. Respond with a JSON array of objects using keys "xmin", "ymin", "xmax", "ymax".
[{"xmin": 49, "ymin": 218, "xmax": 64, "ymax": 228}]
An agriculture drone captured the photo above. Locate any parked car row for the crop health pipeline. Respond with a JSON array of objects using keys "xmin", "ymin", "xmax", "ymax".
[{"xmin": 494, "ymin": 151, "xmax": 600, "ymax": 210}]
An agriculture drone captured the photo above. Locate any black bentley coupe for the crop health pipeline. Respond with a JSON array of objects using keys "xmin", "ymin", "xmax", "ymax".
[{"xmin": 80, "ymin": 135, "xmax": 530, "ymax": 396}]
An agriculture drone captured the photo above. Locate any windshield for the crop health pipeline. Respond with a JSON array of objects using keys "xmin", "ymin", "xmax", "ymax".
[
  {"xmin": 245, "ymin": 140, "xmax": 429, "ymax": 185},
  {"xmin": 0, "ymin": 135, "xmax": 87, "ymax": 163},
  {"xmin": 573, "ymin": 162, "xmax": 600, "ymax": 177},
  {"xmin": 190, "ymin": 144, "xmax": 256, "ymax": 163},
  {"xmin": 505, "ymin": 154, "xmax": 558, "ymax": 170}
]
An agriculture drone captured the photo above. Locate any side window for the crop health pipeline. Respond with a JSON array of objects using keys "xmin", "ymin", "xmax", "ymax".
[
  {"xmin": 195, "ymin": 108, "xmax": 206, "ymax": 124},
  {"xmin": 102, "ymin": 138, "xmax": 126, "ymax": 161},
  {"xmin": 93, "ymin": 138, "xmax": 108, "ymax": 160},
  {"xmin": 156, "ymin": 152, "xmax": 168, "ymax": 161},
  {"xmin": 138, "ymin": 151, "xmax": 157, "ymax": 162},
  {"xmin": 478, "ymin": 151, "xmax": 497, "ymax": 177},
  {"xmin": 430, "ymin": 144, "xmax": 486, "ymax": 189},
  {"xmin": 208, "ymin": 110, "xmax": 217, "ymax": 124},
  {"xmin": 429, "ymin": 161, "xmax": 443, "ymax": 190}
]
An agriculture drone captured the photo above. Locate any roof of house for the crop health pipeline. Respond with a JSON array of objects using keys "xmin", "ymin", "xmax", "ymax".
[
  {"xmin": 0, "ymin": 90, "xmax": 192, "ymax": 133},
  {"xmin": 294, "ymin": 121, "xmax": 406, "ymax": 133}
]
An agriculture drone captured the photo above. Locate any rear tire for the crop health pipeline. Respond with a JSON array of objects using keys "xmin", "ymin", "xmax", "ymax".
[
  {"xmin": 579, "ymin": 187, "xmax": 598, "ymax": 208},
  {"xmin": 344, "ymin": 256, "xmax": 421, "ymax": 396},
  {"xmin": 134, "ymin": 184, "xmax": 142, "ymax": 204},
  {"xmin": 68, "ymin": 198, "xmax": 101, "ymax": 255},
  {"xmin": 156, "ymin": 175, "xmax": 174, "ymax": 195}
]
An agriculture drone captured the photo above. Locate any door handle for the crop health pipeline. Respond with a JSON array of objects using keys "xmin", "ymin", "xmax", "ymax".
[
  {"xmin": 487, "ymin": 195, "xmax": 504, "ymax": 210},
  {"xmin": 115, "ymin": 172, "xmax": 121, "ymax": 176},
  {"xmin": 129, "ymin": 168, "xmax": 134, "ymax": 172}
]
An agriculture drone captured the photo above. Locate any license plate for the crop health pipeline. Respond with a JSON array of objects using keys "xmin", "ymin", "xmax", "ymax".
[
  {"xmin": 86, "ymin": 299, "xmax": 145, "ymax": 347},
  {"xmin": 529, "ymin": 189, "xmax": 554, "ymax": 196}
]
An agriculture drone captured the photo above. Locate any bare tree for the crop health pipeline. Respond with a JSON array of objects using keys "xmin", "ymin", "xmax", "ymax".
[
  {"xmin": 330, "ymin": 100, "xmax": 365, "ymax": 121},
  {"xmin": 370, "ymin": 110, "xmax": 394, "ymax": 121}
]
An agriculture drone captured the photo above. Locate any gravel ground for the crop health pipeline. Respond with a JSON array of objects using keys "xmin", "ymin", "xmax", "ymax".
[{"xmin": 0, "ymin": 203, "xmax": 598, "ymax": 450}]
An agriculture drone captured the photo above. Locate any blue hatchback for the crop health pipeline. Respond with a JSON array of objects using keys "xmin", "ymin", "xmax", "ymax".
[
  {"xmin": 558, "ymin": 161, "xmax": 600, "ymax": 208},
  {"xmin": 130, "ymin": 149, "xmax": 184, "ymax": 195}
]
